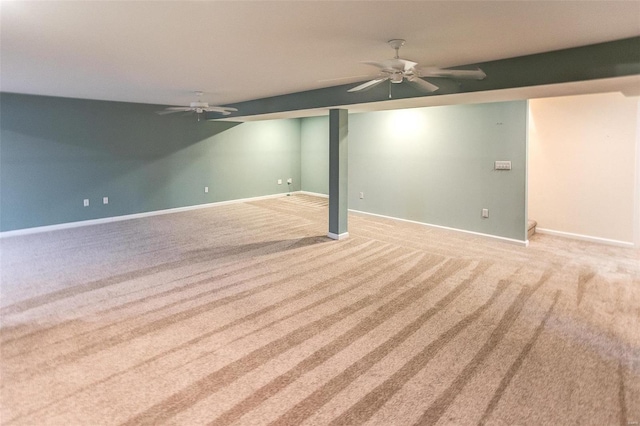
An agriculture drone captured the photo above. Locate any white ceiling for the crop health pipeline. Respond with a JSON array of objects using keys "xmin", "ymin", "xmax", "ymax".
[{"xmin": 2, "ymin": 1, "xmax": 639, "ymax": 109}]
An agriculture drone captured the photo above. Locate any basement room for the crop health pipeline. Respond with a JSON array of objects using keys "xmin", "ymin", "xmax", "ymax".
[{"xmin": 1, "ymin": 2, "xmax": 639, "ymax": 425}]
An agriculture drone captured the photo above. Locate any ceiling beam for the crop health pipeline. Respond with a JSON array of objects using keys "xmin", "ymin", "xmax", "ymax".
[{"xmin": 210, "ymin": 37, "xmax": 640, "ymax": 120}]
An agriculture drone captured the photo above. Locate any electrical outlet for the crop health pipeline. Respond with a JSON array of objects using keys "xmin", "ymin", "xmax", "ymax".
[
  {"xmin": 482, "ymin": 208, "xmax": 489, "ymax": 218},
  {"xmin": 83, "ymin": 199, "xmax": 89, "ymax": 207},
  {"xmin": 287, "ymin": 178, "xmax": 292, "ymax": 184},
  {"xmin": 359, "ymin": 192, "xmax": 364, "ymax": 199},
  {"xmin": 103, "ymin": 197, "xmax": 108, "ymax": 205},
  {"xmin": 494, "ymin": 161, "xmax": 512, "ymax": 170},
  {"xmin": 204, "ymin": 186, "xmax": 209, "ymax": 193},
  {"xmin": 277, "ymin": 179, "xmax": 282, "ymax": 185}
]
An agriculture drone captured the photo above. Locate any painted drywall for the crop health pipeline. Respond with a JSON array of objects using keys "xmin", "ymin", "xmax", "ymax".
[
  {"xmin": 301, "ymin": 101, "xmax": 529, "ymax": 241},
  {"xmin": 0, "ymin": 93, "xmax": 301, "ymax": 232},
  {"xmin": 2, "ymin": 93, "xmax": 529, "ymax": 240},
  {"xmin": 301, "ymin": 116, "xmax": 329, "ymax": 195},
  {"xmin": 528, "ymin": 93, "xmax": 638, "ymax": 244}
]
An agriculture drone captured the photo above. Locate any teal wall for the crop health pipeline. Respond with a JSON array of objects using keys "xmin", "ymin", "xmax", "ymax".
[
  {"xmin": 0, "ymin": 93, "xmax": 301, "ymax": 232},
  {"xmin": 300, "ymin": 116, "xmax": 329, "ymax": 195},
  {"xmin": 2, "ymin": 93, "xmax": 528, "ymax": 241},
  {"xmin": 300, "ymin": 101, "xmax": 528, "ymax": 241}
]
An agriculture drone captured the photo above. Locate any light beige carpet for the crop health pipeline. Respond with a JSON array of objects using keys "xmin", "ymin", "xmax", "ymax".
[{"xmin": 1, "ymin": 194, "xmax": 638, "ymax": 425}]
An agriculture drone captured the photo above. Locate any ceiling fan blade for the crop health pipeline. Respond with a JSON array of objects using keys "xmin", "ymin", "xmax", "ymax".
[
  {"xmin": 348, "ymin": 77, "xmax": 389, "ymax": 92},
  {"xmin": 204, "ymin": 106, "xmax": 239, "ymax": 113},
  {"xmin": 419, "ymin": 67, "xmax": 487, "ymax": 80},
  {"xmin": 363, "ymin": 58, "xmax": 417, "ymax": 73},
  {"xmin": 399, "ymin": 58, "xmax": 418, "ymax": 71},
  {"xmin": 361, "ymin": 60, "xmax": 389, "ymax": 70},
  {"xmin": 155, "ymin": 109, "xmax": 190, "ymax": 115},
  {"xmin": 406, "ymin": 75, "xmax": 439, "ymax": 93},
  {"xmin": 318, "ymin": 74, "xmax": 372, "ymax": 83}
]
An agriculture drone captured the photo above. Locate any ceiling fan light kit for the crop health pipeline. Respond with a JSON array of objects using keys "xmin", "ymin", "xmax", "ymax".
[{"xmin": 347, "ymin": 39, "xmax": 487, "ymax": 96}]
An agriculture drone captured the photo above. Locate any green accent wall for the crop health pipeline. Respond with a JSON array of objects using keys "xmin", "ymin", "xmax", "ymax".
[
  {"xmin": 0, "ymin": 93, "xmax": 301, "ymax": 232},
  {"xmin": 301, "ymin": 116, "xmax": 329, "ymax": 194},
  {"xmin": 300, "ymin": 101, "xmax": 528, "ymax": 241},
  {"xmin": 2, "ymin": 93, "xmax": 528, "ymax": 241}
]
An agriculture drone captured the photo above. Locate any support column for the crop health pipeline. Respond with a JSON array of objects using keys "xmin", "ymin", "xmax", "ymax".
[{"xmin": 328, "ymin": 109, "xmax": 348, "ymax": 240}]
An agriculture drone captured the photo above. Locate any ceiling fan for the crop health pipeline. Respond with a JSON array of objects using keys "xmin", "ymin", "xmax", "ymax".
[
  {"xmin": 348, "ymin": 39, "xmax": 486, "ymax": 95},
  {"xmin": 156, "ymin": 91, "xmax": 238, "ymax": 120}
]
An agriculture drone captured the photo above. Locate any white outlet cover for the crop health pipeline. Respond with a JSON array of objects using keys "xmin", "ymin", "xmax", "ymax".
[
  {"xmin": 277, "ymin": 179, "xmax": 282, "ymax": 185},
  {"xmin": 204, "ymin": 186, "xmax": 209, "ymax": 193},
  {"xmin": 83, "ymin": 199, "xmax": 89, "ymax": 207},
  {"xmin": 287, "ymin": 178, "xmax": 292, "ymax": 184},
  {"xmin": 494, "ymin": 160, "xmax": 512, "ymax": 170},
  {"xmin": 103, "ymin": 197, "xmax": 108, "ymax": 204}
]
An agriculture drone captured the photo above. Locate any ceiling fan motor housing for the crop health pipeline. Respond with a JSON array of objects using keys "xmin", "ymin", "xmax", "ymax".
[
  {"xmin": 390, "ymin": 73, "xmax": 403, "ymax": 83},
  {"xmin": 190, "ymin": 101, "xmax": 209, "ymax": 108}
]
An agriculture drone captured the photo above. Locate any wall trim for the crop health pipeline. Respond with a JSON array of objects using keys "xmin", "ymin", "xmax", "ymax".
[
  {"xmin": 348, "ymin": 209, "xmax": 529, "ymax": 247},
  {"xmin": 1, "ymin": 191, "xmax": 542, "ymax": 248},
  {"xmin": 327, "ymin": 232, "xmax": 349, "ymax": 240},
  {"xmin": 0, "ymin": 193, "xmax": 290, "ymax": 238},
  {"xmin": 535, "ymin": 227, "xmax": 635, "ymax": 248}
]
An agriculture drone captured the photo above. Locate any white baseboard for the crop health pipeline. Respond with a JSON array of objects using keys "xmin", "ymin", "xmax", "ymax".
[
  {"xmin": 0, "ymin": 193, "xmax": 290, "ymax": 238},
  {"xmin": 535, "ymin": 228, "xmax": 635, "ymax": 248},
  {"xmin": 349, "ymin": 209, "xmax": 529, "ymax": 247},
  {"xmin": 328, "ymin": 232, "xmax": 349, "ymax": 240}
]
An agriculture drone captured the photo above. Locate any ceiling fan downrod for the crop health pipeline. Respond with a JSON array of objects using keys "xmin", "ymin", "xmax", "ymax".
[{"xmin": 388, "ymin": 39, "xmax": 405, "ymax": 59}]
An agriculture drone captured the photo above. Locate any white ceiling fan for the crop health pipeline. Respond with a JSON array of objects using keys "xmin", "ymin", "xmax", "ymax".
[
  {"xmin": 348, "ymin": 39, "xmax": 487, "ymax": 95},
  {"xmin": 156, "ymin": 91, "xmax": 238, "ymax": 120}
]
